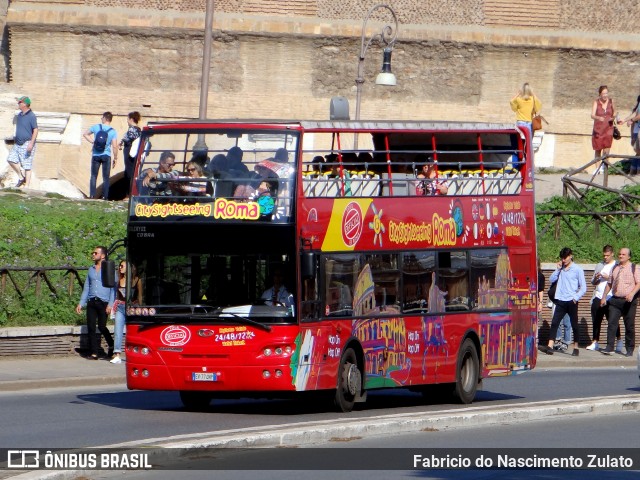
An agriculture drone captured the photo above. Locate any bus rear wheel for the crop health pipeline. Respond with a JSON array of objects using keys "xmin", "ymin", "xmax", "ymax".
[
  {"xmin": 454, "ymin": 338, "xmax": 479, "ymax": 404},
  {"xmin": 334, "ymin": 347, "xmax": 361, "ymax": 413},
  {"xmin": 179, "ymin": 391, "xmax": 212, "ymax": 411}
]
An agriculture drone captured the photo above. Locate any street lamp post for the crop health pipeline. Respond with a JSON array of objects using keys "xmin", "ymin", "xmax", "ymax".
[
  {"xmin": 194, "ymin": 0, "xmax": 215, "ymax": 151},
  {"xmin": 354, "ymin": 4, "xmax": 399, "ymax": 125}
]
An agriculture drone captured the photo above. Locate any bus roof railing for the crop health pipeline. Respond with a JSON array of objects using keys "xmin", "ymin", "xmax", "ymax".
[{"xmin": 143, "ymin": 120, "xmax": 521, "ymax": 133}]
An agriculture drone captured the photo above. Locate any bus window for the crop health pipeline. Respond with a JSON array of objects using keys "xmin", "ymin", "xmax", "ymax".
[
  {"xmin": 470, "ymin": 249, "xmax": 509, "ymax": 310},
  {"xmin": 437, "ymin": 251, "xmax": 470, "ymax": 312},
  {"xmin": 363, "ymin": 254, "xmax": 400, "ymax": 314},
  {"xmin": 402, "ymin": 252, "xmax": 435, "ymax": 313},
  {"xmin": 324, "ymin": 254, "xmax": 359, "ymax": 317}
]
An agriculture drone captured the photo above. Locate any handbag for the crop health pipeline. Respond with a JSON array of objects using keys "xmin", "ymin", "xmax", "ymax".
[
  {"xmin": 531, "ymin": 99, "xmax": 547, "ymax": 131},
  {"xmin": 613, "ymin": 125, "xmax": 621, "ymax": 140}
]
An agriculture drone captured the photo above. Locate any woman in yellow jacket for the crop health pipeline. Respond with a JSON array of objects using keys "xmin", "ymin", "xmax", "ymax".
[{"xmin": 510, "ymin": 83, "xmax": 542, "ymax": 137}]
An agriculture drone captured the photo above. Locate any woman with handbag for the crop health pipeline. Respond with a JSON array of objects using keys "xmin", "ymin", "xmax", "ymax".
[
  {"xmin": 510, "ymin": 82, "xmax": 542, "ymax": 137},
  {"xmin": 622, "ymin": 95, "xmax": 640, "ymax": 175},
  {"xmin": 591, "ymin": 85, "xmax": 621, "ymax": 174}
]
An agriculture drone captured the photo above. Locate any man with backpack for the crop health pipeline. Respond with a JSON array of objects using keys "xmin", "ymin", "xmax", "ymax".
[
  {"xmin": 539, "ymin": 247, "xmax": 586, "ymax": 356},
  {"xmin": 83, "ymin": 112, "xmax": 118, "ymax": 200},
  {"xmin": 599, "ymin": 247, "xmax": 640, "ymax": 357}
]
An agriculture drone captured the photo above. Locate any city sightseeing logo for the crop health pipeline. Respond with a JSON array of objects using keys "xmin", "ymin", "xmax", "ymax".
[{"xmin": 161, "ymin": 325, "xmax": 191, "ymax": 346}]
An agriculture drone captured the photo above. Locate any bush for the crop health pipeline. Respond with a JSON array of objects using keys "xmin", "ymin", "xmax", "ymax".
[{"xmin": 0, "ymin": 193, "xmax": 127, "ymax": 327}]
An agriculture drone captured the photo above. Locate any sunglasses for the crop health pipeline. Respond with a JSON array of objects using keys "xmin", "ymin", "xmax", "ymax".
[{"xmin": 187, "ymin": 167, "xmax": 197, "ymax": 172}]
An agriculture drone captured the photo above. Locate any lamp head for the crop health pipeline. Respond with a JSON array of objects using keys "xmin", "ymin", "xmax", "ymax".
[{"xmin": 375, "ymin": 47, "xmax": 397, "ymax": 86}]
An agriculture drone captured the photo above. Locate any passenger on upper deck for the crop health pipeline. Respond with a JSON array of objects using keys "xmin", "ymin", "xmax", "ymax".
[
  {"xmin": 140, "ymin": 151, "xmax": 178, "ymax": 196},
  {"xmin": 179, "ymin": 161, "xmax": 210, "ymax": 196},
  {"xmin": 415, "ymin": 156, "xmax": 448, "ymax": 196}
]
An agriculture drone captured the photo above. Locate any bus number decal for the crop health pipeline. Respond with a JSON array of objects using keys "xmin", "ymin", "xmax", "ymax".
[
  {"xmin": 160, "ymin": 325, "xmax": 191, "ymax": 346},
  {"xmin": 213, "ymin": 326, "xmax": 255, "ymax": 346}
]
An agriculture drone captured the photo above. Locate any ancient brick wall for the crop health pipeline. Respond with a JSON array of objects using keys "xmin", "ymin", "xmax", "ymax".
[{"xmin": 4, "ymin": 0, "xmax": 640, "ymax": 193}]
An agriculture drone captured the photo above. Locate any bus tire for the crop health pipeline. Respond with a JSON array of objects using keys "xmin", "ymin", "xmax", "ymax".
[
  {"xmin": 454, "ymin": 338, "xmax": 479, "ymax": 404},
  {"xmin": 179, "ymin": 391, "xmax": 212, "ymax": 411},
  {"xmin": 334, "ymin": 347, "xmax": 361, "ymax": 413}
]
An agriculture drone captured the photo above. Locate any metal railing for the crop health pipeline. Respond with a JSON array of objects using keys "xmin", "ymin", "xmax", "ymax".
[{"xmin": 0, "ymin": 267, "xmax": 88, "ymax": 300}]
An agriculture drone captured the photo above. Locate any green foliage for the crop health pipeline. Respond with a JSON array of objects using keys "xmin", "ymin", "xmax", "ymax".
[
  {"xmin": 0, "ymin": 194, "xmax": 127, "ymax": 327},
  {"xmin": 536, "ymin": 184, "xmax": 640, "ymax": 262}
]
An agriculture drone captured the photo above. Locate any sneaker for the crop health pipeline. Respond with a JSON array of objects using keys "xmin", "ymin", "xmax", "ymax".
[
  {"xmin": 571, "ymin": 349, "xmax": 579, "ymax": 357},
  {"xmin": 560, "ymin": 342, "xmax": 569, "ymax": 351},
  {"xmin": 586, "ymin": 341, "xmax": 599, "ymax": 351},
  {"xmin": 85, "ymin": 354, "xmax": 99, "ymax": 360},
  {"xmin": 553, "ymin": 343, "xmax": 563, "ymax": 351},
  {"xmin": 15, "ymin": 177, "xmax": 26, "ymax": 188},
  {"xmin": 615, "ymin": 339, "xmax": 624, "ymax": 353},
  {"xmin": 599, "ymin": 347, "xmax": 613, "ymax": 355},
  {"xmin": 110, "ymin": 355, "xmax": 122, "ymax": 364},
  {"xmin": 624, "ymin": 349, "xmax": 635, "ymax": 358}
]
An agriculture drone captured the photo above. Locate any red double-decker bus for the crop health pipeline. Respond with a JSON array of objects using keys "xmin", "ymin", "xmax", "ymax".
[{"xmin": 120, "ymin": 120, "xmax": 537, "ymax": 412}]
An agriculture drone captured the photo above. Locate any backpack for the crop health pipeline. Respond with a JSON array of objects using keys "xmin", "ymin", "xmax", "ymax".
[
  {"xmin": 94, "ymin": 125, "xmax": 112, "ymax": 153},
  {"xmin": 547, "ymin": 280, "xmax": 557, "ymax": 302}
]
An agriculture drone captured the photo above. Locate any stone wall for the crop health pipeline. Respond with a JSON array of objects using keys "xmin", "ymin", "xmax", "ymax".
[{"xmin": 4, "ymin": 1, "xmax": 640, "ymax": 193}]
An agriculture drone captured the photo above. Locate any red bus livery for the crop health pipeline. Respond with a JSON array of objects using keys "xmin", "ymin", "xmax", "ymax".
[{"xmin": 121, "ymin": 120, "xmax": 537, "ymax": 411}]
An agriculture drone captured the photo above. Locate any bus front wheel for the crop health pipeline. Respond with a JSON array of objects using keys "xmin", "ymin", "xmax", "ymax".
[
  {"xmin": 454, "ymin": 338, "xmax": 479, "ymax": 404},
  {"xmin": 334, "ymin": 347, "xmax": 361, "ymax": 413},
  {"xmin": 179, "ymin": 391, "xmax": 212, "ymax": 411}
]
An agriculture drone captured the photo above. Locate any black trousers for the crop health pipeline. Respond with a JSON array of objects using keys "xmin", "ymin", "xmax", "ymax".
[
  {"xmin": 590, "ymin": 297, "xmax": 620, "ymax": 341},
  {"xmin": 549, "ymin": 300, "xmax": 579, "ymax": 344},
  {"xmin": 86, "ymin": 298, "xmax": 114, "ymax": 356},
  {"xmin": 606, "ymin": 297, "xmax": 636, "ymax": 351}
]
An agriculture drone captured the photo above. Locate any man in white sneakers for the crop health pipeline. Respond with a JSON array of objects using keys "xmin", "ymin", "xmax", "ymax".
[{"xmin": 586, "ymin": 244, "xmax": 622, "ymax": 351}]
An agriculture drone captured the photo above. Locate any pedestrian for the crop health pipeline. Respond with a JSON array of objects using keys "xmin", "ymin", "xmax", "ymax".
[
  {"xmin": 538, "ymin": 247, "xmax": 587, "ymax": 356},
  {"xmin": 553, "ymin": 313, "xmax": 572, "ymax": 352},
  {"xmin": 111, "ymin": 261, "xmax": 143, "ymax": 364},
  {"xmin": 83, "ymin": 112, "xmax": 118, "ymax": 200},
  {"xmin": 7, "ymin": 96, "xmax": 38, "ymax": 188},
  {"xmin": 118, "ymin": 111, "xmax": 142, "ymax": 194},
  {"xmin": 75, "ymin": 246, "xmax": 115, "ymax": 360},
  {"xmin": 510, "ymin": 82, "xmax": 542, "ymax": 137},
  {"xmin": 599, "ymin": 247, "xmax": 639, "ymax": 357},
  {"xmin": 587, "ymin": 244, "xmax": 621, "ymax": 351},
  {"xmin": 590, "ymin": 86, "xmax": 620, "ymax": 174},
  {"xmin": 621, "ymin": 95, "xmax": 640, "ymax": 175}
]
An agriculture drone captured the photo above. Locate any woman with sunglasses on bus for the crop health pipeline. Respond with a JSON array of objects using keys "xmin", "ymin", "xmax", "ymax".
[
  {"xmin": 178, "ymin": 161, "xmax": 209, "ymax": 196},
  {"xmin": 111, "ymin": 261, "xmax": 142, "ymax": 364}
]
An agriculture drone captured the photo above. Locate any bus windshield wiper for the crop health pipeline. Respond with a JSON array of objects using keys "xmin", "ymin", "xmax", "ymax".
[{"xmin": 215, "ymin": 310, "xmax": 272, "ymax": 332}]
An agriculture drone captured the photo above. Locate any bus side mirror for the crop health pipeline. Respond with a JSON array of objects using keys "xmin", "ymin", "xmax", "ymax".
[
  {"xmin": 102, "ymin": 260, "xmax": 116, "ymax": 288},
  {"xmin": 301, "ymin": 252, "xmax": 316, "ymax": 279}
]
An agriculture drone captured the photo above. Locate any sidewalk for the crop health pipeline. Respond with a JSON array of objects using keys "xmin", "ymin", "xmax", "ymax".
[{"xmin": 0, "ymin": 348, "xmax": 635, "ymax": 393}]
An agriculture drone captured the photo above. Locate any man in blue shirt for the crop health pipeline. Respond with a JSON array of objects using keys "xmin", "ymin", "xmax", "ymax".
[
  {"xmin": 82, "ymin": 112, "xmax": 118, "ymax": 200},
  {"xmin": 75, "ymin": 246, "xmax": 115, "ymax": 360},
  {"xmin": 7, "ymin": 96, "xmax": 38, "ymax": 188},
  {"xmin": 539, "ymin": 247, "xmax": 587, "ymax": 356}
]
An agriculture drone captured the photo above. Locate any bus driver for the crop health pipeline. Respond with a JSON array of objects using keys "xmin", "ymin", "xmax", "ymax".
[{"xmin": 261, "ymin": 269, "xmax": 293, "ymax": 307}]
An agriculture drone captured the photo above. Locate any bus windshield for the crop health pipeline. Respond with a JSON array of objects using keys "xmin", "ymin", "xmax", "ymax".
[{"xmin": 129, "ymin": 245, "xmax": 296, "ymax": 325}]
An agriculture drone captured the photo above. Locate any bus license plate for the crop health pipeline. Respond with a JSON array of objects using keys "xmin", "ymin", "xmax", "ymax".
[{"xmin": 192, "ymin": 372, "xmax": 217, "ymax": 382}]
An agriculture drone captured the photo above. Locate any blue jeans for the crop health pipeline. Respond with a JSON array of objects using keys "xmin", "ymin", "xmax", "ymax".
[
  {"xmin": 113, "ymin": 302, "xmax": 126, "ymax": 353},
  {"xmin": 90, "ymin": 155, "xmax": 111, "ymax": 199},
  {"xmin": 555, "ymin": 313, "xmax": 572, "ymax": 344},
  {"xmin": 516, "ymin": 120, "xmax": 533, "ymax": 138}
]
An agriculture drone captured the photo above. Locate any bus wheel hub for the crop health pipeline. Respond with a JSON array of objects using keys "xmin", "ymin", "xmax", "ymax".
[{"xmin": 344, "ymin": 364, "xmax": 361, "ymax": 396}]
